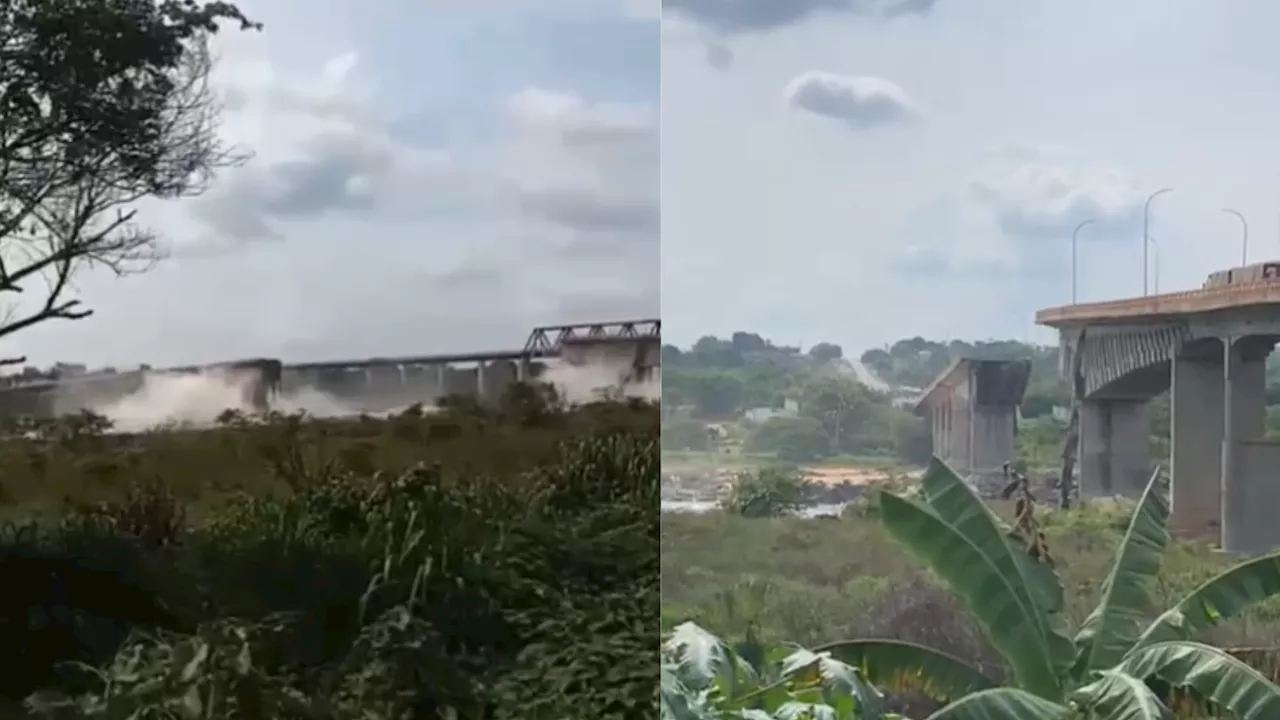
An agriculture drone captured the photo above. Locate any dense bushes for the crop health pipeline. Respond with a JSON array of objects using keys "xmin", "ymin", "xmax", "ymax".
[
  {"xmin": 0, "ymin": 393, "xmax": 657, "ymax": 719},
  {"xmin": 662, "ymin": 491, "xmax": 1280, "ymax": 717}
]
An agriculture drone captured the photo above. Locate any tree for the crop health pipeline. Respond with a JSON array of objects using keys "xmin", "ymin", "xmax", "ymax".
[
  {"xmin": 798, "ymin": 375, "xmax": 884, "ymax": 455},
  {"xmin": 0, "ymin": 0, "xmax": 260, "ymax": 361},
  {"xmin": 807, "ymin": 341, "xmax": 843, "ymax": 363},
  {"xmin": 888, "ymin": 410, "xmax": 930, "ymax": 465},
  {"xmin": 745, "ymin": 415, "xmax": 829, "ymax": 463},
  {"xmin": 661, "ymin": 416, "xmax": 711, "ymax": 452},
  {"xmin": 816, "ymin": 459, "xmax": 1280, "ymax": 718}
]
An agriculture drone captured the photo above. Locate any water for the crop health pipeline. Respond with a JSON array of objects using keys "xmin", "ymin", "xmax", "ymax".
[{"xmin": 660, "ymin": 500, "xmax": 848, "ymax": 517}]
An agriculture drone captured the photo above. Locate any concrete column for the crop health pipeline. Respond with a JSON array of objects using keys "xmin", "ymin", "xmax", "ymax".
[
  {"xmin": 1171, "ymin": 355, "xmax": 1225, "ymax": 539},
  {"xmin": 1222, "ymin": 341, "xmax": 1267, "ymax": 553},
  {"xmin": 1233, "ymin": 441, "xmax": 1280, "ymax": 554},
  {"xmin": 1079, "ymin": 399, "xmax": 1149, "ymax": 498},
  {"xmin": 1171, "ymin": 345, "xmax": 1267, "ymax": 545},
  {"xmin": 517, "ymin": 358, "xmax": 529, "ymax": 383},
  {"xmin": 476, "ymin": 362, "xmax": 487, "ymax": 401},
  {"xmin": 971, "ymin": 405, "xmax": 1017, "ymax": 474},
  {"xmin": 435, "ymin": 364, "xmax": 445, "ymax": 393}
]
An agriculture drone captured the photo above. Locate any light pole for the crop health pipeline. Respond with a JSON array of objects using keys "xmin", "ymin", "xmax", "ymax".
[
  {"xmin": 1149, "ymin": 235, "xmax": 1161, "ymax": 294},
  {"xmin": 1222, "ymin": 208, "xmax": 1249, "ymax": 265},
  {"xmin": 1143, "ymin": 187, "xmax": 1173, "ymax": 296},
  {"xmin": 1071, "ymin": 218, "xmax": 1096, "ymax": 304}
]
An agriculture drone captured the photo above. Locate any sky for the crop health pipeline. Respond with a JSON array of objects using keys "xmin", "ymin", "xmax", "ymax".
[
  {"xmin": 6, "ymin": 0, "xmax": 658, "ymax": 367},
  {"xmin": 662, "ymin": 0, "xmax": 1280, "ymax": 354}
]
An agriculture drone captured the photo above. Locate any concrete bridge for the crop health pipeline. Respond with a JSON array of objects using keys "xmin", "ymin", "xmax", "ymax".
[
  {"xmin": 1036, "ymin": 262, "xmax": 1280, "ymax": 553},
  {"xmin": 0, "ymin": 319, "xmax": 661, "ymax": 417}
]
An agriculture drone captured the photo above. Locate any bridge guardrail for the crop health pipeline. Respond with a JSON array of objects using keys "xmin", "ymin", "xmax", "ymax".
[{"xmin": 1037, "ymin": 282, "xmax": 1280, "ymax": 325}]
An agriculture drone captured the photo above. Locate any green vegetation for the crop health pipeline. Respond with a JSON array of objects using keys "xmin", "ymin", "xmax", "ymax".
[
  {"xmin": 662, "ymin": 334, "xmax": 928, "ymax": 466},
  {"xmin": 663, "ymin": 459, "xmax": 1280, "ymax": 718},
  {"xmin": 0, "ymin": 392, "xmax": 657, "ymax": 718},
  {"xmin": 664, "ymin": 332, "xmax": 1280, "ymax": 477},
  {"xmin": 0, "ymin": 3, "xmax": 661, "ymax": 718},
  {"xmin": 663, "ymin": 333, "xmax": 1280, "ymax": 717}
]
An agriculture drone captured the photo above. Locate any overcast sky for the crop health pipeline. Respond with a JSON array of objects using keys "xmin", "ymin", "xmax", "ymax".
[
  {"xmin": 7, "ymin": 0, "xmax": 658, "ymax": 367},
  {"xmin": 662, "ymin": 0, "xmax": 1280, "ymax": 353}
]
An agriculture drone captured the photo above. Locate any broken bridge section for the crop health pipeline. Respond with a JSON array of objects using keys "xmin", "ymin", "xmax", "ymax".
[{"xmin": 913, "ymin": 357, "xmax": 1031, "ymax": 483}]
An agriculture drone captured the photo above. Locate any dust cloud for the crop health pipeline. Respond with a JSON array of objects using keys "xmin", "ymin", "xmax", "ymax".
[
  {"xmin": 69, "ymin": 358, "xmax": 659, "ymax": 432},
  {"xmin": 76, "ymin": 369, "xmax": 360, "ymax": 433},
  {"xmin": 539, "ymin": 357, "xmax": 659, "ymax": 404}
]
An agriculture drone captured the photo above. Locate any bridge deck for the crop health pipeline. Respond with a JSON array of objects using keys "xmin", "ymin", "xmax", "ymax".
[
  {"xmin": 287, "ymin": 349, "xmax": 550, "ymax": 371},
  {"xmin": 1037, "ymin": 282, "xmax": 1280, "ymax": 327}
]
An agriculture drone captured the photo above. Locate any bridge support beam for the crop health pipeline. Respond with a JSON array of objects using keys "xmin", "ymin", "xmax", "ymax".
[
  {"xmin": 1170, "ymin": 341, "xmax": 1268, "ymax": 548},
  {"xmin": 1079, "ymin": 399, "xmax": 1150, "ymax": 499},
  {"xmin": 1171, "ymin": 355, "xmax": 1227, "ymax": 540},
  {"xmin": 1221, "ymin": 339, "xmax": 1268, "ymax": 553}
]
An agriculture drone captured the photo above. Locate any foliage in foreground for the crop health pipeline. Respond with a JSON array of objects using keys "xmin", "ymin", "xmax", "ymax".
[
  {"xmin": 662, "ymin": 622, "xmax": 899, "ymax": 720},
  {"xmin": 0, "ymin": 395, "xmax": 657, "ymax": 719},
  {"xmin": 852, "ymin": 458, "xmax": 1280, "ymax": 718},
  {"xmin": 666, "ymin": 458, "xmax": 1280, "ymax": 718}
]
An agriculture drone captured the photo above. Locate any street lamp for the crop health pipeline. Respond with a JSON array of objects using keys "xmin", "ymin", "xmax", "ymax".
[
  {"xmin": 1149, "ymin": 235, "xmax": 1161, "ymax": 294},
  {"xmin": 1222, "ymin": 208, "xmax": 1249, "ymax": 265},
  {"xmin": 1071, "ymin": 218, "xmax": 1096, "ymax": 304},
  {"xmin": 1143, "ymin": 187, "xmax": 1173, "ymax": 296}
]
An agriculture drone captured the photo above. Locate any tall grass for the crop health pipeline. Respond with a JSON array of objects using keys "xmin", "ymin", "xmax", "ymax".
[{"xmin": 0, "ymin": 390, "xmax": 658, "ymax": 719}]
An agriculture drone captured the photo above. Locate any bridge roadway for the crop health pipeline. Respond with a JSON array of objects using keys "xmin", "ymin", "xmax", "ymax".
[
  {"xmin": 1036, "ymin": 273, "xmax": 1280, "ymax": 554},
  {"xmin": 0, "ymin": 319, "xmax": 661, "ymax": 416}
]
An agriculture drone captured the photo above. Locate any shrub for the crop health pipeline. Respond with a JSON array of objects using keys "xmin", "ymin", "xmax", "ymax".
[
  {"xmin": 720, "ymin": 466, "xmax": 811, "ymax": 518},
  {"xmin": 0, "ymin": 397, "xmax": 658, "ymax": 718}
]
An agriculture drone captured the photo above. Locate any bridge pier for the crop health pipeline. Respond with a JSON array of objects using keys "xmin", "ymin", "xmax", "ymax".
[
  {"xmin": 1036, "ymin": 281, "xmax": 1280, "ymax": 552},
  {"xmin": 1079, "ymin": 398, "xmax": 1150, "ymax": 498},
  {"xmin": 1220, "ymin": 338, "xmax": 1269, "ymax": 553},
  {"xmin": 1168, "ymin": 339, "xmax": 1268, "ymax": 548},
  {"xmin": 1171, "ymin": 353, "xmax": 1228, "ymax": 540}
]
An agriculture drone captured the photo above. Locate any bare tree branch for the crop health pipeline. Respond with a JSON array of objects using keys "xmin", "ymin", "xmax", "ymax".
[{"xmin": 0, "ymin": 0, "xmax": 258, "ymax": 347}]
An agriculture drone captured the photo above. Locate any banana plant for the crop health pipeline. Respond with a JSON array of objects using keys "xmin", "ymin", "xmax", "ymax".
[
  {"xmin": 817, "ymin": 457, "xmax": 1280, "ymax": 719},
  {"xmin": 661, "ymin": 621, "xmax": 907, "ymax": 719}
]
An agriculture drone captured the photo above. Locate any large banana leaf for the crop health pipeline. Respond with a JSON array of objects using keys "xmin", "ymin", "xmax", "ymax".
[
  {"xmin": 1073, "ymin": 468, "xmax": 1171, "ymax": 675},
  {"xmin": 1129, "ymin": 550, "xmax": 1280, "ymax": 651},
  {"xmin": 919, "ymin": 688, "xmax": 1071, "ymax": 720},
  {"xmin": 1113, "ymin": 640, "xmax": 1280, "ymax": 719},
  {"xmin": 813, "ymin": 638, "xmax": 996, "ymax": 702},
  {"xmin": 1071, "ymin": 669, "xmax": 1171, "ymax": 720},
  {"xmin": 662, "ymin": 662, "xmax": 707, "ymax": 720},
  {"xmin": 665, "ymin": 621, "xmax": 757, "ymax": 696},
  {"xmin": 878, "ymin": 491, "xmax": 1064, "ymax": 700},
  {"xmin": 917, "ymin": 458, "xmax": 1075, "ymax": 677},
  {"xmin": 779, "ymin": 647, "xmax": 885, "ymax": 719}
]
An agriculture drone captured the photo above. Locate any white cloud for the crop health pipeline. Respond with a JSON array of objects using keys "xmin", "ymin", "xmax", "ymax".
[
  {"xmin": 968, "ymin": 144, "xmax": 1142, "ymax": 240},
  {"xmin": 784, "ymin": 71, "xmax": 922, "ymax": 129},
  {"xmin": 663, "ymin": 0, "xmax": 938, "ymax": 37}
]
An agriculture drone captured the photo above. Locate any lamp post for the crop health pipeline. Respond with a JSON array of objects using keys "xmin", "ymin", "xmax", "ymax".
[
  {"xmin": 1149, "ymin": 235, "xmax": 1161, "ymax": 294},
  {"xmin": 1143, "ymin": 188, "xmax": 1173, "ymax": 296},
  {"xmin": 1222, "ymin": 208, "xmax": 1249, "ymax": 265},
  {"xmin": 1071, "ymin": 218, "xmax": 1096, "ymax": 304}
]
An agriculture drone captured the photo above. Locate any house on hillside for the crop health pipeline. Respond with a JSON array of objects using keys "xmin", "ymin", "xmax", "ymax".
[{"xmin": 743, "ymin": 398, "xmax": 799, "ymax": 424}]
